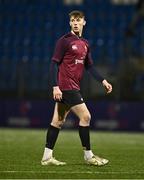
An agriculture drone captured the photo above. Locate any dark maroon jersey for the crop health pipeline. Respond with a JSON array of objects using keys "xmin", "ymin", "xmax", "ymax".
[{"xmin": 52, "ymin": 32, "xmax": 93, "ymax": 90}]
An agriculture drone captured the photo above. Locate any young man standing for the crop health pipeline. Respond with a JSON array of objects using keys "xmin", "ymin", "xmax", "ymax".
[{"xmin": 41, "ymin": 10, "xmax": 112, "ymax": 166}]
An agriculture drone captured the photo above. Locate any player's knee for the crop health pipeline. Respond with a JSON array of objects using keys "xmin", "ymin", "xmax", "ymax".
[
  {"xmin": 51, "ymin": 117, "xmax": 65, "ymax": 128},
  {"xmin": 58, "ymin": 119, "xmax": 65, "ymax": 128},
  {"xmin": 80, "ymin": 113, "xmax": 91, "ymax": 125}
]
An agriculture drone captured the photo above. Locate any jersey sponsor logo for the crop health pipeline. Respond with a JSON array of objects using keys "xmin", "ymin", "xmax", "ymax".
[
  {"xmin": 72, "ymin": 45, "xmax": 78, "ymax": 50},
  {"xmin": 75, "ymin": 59, "xmax": 84, "ymax": 64}
]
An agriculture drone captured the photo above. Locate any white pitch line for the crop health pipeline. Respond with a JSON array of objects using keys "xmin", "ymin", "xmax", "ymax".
[{"xmin": 1, "ymin": 171, "xmax": 144, "ymax": 174}]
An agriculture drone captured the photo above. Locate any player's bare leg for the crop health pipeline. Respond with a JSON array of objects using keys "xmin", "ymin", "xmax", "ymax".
[
  {"xmin": 41, "ymin": 102, "xmax": 70, "ymax": 165},
  {"xmin": 71, "ymin": 103, "xmax": 109, "ymax": 166}
]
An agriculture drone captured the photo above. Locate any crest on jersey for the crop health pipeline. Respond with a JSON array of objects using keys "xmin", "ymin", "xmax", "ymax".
[{"xmin": 72, "ymin": 45, "xmax": 78, "ymax": 50}]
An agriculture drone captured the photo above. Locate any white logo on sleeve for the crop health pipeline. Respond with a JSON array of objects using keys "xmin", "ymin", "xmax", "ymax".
[{"xmin": 72, "ymin": 45, "xmax": 78, "ymax": 50}]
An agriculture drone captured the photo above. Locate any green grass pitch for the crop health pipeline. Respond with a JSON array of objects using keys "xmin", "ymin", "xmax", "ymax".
[{"xmin": 0, "ymin": 128, "xmax": 144, "ymax": 179}]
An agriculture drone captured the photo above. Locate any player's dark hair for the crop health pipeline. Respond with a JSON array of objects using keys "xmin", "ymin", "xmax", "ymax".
[{"xmin": 69, "ymin": 10, "xmax": 85, "ymax": 19}]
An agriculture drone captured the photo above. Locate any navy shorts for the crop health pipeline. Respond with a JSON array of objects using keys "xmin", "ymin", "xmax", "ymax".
[{"xmin": 56, "ymin": 90, "xmax": 84, "ymax": 107}]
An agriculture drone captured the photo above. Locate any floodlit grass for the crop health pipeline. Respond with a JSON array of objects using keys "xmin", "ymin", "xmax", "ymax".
[{"xmin": 0, "ymin": 128, "xmax": 144, "ymax": 179}]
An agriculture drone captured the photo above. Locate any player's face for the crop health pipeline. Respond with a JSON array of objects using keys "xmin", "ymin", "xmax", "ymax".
[{"xmin": 69, "ymin": 16, "xmax": 86, "ymax": 35}]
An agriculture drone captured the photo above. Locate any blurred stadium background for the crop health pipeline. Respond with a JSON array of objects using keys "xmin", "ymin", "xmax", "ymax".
[{"xmin": 0, "ymin": 0, "xmax": 144, "ymax": 130}]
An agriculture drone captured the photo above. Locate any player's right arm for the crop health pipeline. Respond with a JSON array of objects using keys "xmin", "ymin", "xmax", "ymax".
[
  {"xmin": 53, "ymin": 86, "xmax": 62, "ymax": 101},
  {"xmin": 50, "ymin": 37, "xmax": 67, "ymax": 101},
  {"xmin": 50, "ymin": 61, "xmax": 62, "ymax": 101}
]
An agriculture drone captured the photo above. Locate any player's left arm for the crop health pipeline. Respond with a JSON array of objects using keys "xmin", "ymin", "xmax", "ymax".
[
  {"xmin": 102, "ymin": 79, "xmax": 112, "ymax": 94},
  {"xmin": 85, "ymin": 44, "xmax": 112, "ymax": 94},
  {"xmin": 86, "ymin": 65, "xmax": 112, "ymax": 94}
]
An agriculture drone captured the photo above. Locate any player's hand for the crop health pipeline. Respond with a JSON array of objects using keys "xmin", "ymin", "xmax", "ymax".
[
  {"xmin": 102, "ymin": 79, "xmax": 112, "ymax": 94},
  {"xmin": 53, "ymin": 86, "xmax": 62, "ymax": 101}
]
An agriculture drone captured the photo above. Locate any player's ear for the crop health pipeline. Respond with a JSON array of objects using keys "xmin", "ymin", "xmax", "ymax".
[
  {"xmin": 69, "ymin": 21, "xmax": 72, "ymax": 26},
  {"xmin": 83, "ymin": 20, "xmax": 86, "ymax": 26}
]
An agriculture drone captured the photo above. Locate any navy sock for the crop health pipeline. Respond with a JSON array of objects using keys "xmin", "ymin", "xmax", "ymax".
[
  {"xmin": 46, "ymin": 125, "xmax": 60, "ymax": 149},
  {"xmin": 79, "ymin": 126, "xmax": 91, "ymax": 150}
]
